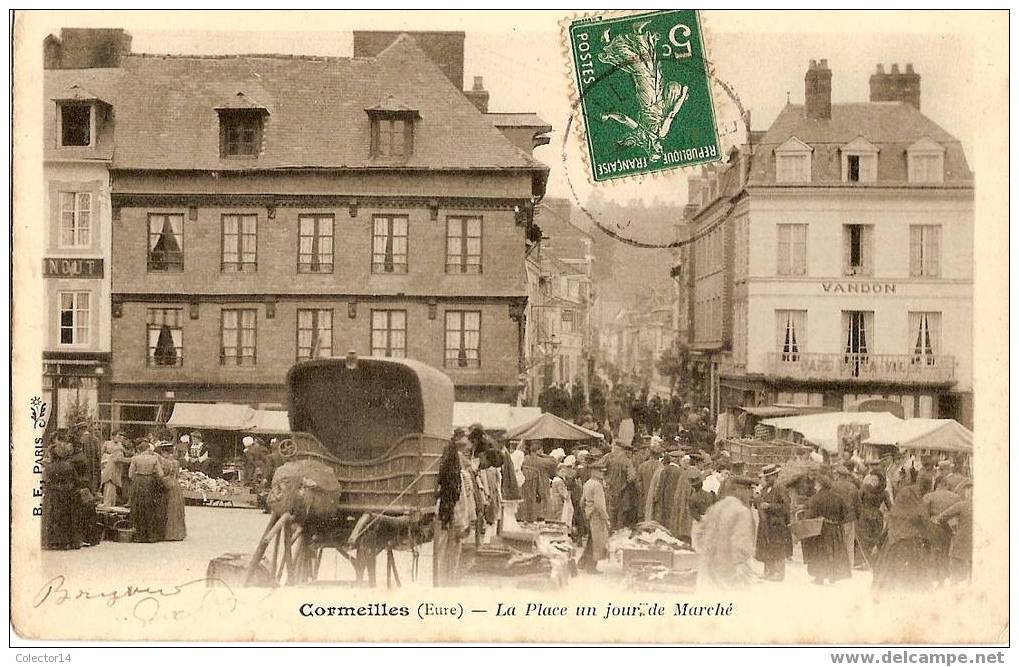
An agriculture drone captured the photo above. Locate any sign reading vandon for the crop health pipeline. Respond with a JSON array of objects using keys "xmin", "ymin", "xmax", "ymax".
[{"xmin": 820, "ymin": 282, "xmax": 897, "ymax": 294}]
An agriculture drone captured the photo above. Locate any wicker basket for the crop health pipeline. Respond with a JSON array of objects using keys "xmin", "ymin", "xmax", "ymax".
[
  {"xmin": 111, "ymin": 519, "xmax": 136, "ymax": 543},
  {"xmin": 789, "ymin": 517, "xmax": 824, "ymax": 541}
]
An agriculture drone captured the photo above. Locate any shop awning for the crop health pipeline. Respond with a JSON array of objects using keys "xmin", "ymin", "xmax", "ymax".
[
  {"xmin": 760, "ymin": 411, "xmax": 904, "ymax": 453},
  {"xmin": 741, "ymin": 404, "xmax": 831, "ymax": 418},
  {"xmin": 452, "ymin": 402, "xmax": 542, "ymax": 432},
  {"xmin": 864, "ymin": 418, "xmax": 973, "ymax": 454},
  {"xmin": 505, "ymin": 412, "xmax": 604, "ymax": 442},
  {"xmin": 248, "ymin": 409, "xmax": 291, "ymax": 435},
  {"xmin": 166, "ymin": 402, "xmax": 256, "ymax": 431}
]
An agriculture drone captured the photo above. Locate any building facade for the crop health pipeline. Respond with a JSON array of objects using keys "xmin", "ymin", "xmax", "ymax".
[
  {"xmin": 677, "ymin": 60, "xmax": 974, "ymax": 426},
  {"xmin": 41, "ymin": 30, "xmax": 130, "ymax": 430},
  {"xmin": 95, "ymin": 32, "xmax": 547, "ymax": 426}
]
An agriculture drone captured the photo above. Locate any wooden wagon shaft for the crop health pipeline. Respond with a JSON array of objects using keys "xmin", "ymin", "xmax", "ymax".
[{"xmin": 244, "ymin": 512, "xmax": 291, "ymax": 586}]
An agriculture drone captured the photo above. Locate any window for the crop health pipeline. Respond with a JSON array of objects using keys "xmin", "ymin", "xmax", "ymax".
[
  {"xmin": 847, "ymin": 155, "xmax": 860, "ymax": 182},
  {"xmin": 446, "ymin": 216, "xmax": 482, "ymax": 273},
  {"xmin": 219, "ymin": 110, "xmax": 262, "ymax": 157},
  {"xmin": 372, "ymin": 215, "xmax": 408, "ymax": 273},
  {"xmin": 221, "ymin": 309, "xmax": 257, "ymax": 366},
  {"xmin": 776, "ymin": 154, "xmax": 810, "ymax": 183},
  {"xmin": 445, "ymin": 310, "xmax": 481, "ymax": 368},
  {"xmin": 843, "ymin": 224, "xmax": 873, "ymax": 276},
  {"xmin": 371, "ymin": 310, "xmax": 407, "ymax": 358},
  {"xmin": 843, "ymin": 310, "xmax": 874, "ymax": 377},
  {"xmin": 907, "ymin": 140, "xmax": 946, "ymax": 184},
  {"xmin": 296, "ymin": 309, "xmax": 332, "ymax": 361},
  {"xmin": 370, "ymin": 118, "xmax": 413, "ymax": 158},
  {"xmin": 221, "ymin": 214, "xmax": 257, "ymax": 272},
  {"xmin": 148, "ymin": 214, "xmax": 184, "ymax": 272},
  {"xmin": 909, "ymin": 225, "xmax": 941, "ymax": 278},
  {"xmin": 147, "ymin": 308, "xmax": 183, "ymax": 367},
  {"xmin": 776, "ymin": 310, "xmax": 806, "ymax": 362},
  {"xmin": 776, "ymin": 223, "xmax": 807, "ymax": 276},
  {"xmin": 909, "ymin": 154, "xmax": 944, "ymax": 183},
  {"xmin": 60, "ymin": 104, "xmax": 92, "ymax": 147},
  {"xmin": 58, "ymin": 292, "xmax": 90, "ymax": 345},
  {"xmin": 298, "ymin": 215, "xmax": 334, "ymax": 273},
  {"xmin": 840, "ymin": 138, "xmax": 879, "ymax": 183},
  {"xmin": 909, "ymin": 312, "xmax": 941, "ymax": 366},
  {"xmin": 561, "ymin": 309, "xmax": 575, "ymax": 333},
  {"xmin": 59, "ymin": 192, "xmax": 91, "ymax": 247}
]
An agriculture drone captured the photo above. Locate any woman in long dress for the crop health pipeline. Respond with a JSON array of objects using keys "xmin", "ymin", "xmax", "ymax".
[
  {"xmin": 128, "ymin": 443, "xmax": 166, "ymax": 542},
  {"xmin": 157, "ymin": 443, "xmax": 187, "ymax": 541},
  {"xmin": 802, "ymin": 475, "xmax": 852, "ymax": 585},
  {"xmin": 100, "ymin": 435, "xmax": 127, "ymax": 506},
  {"xmin": 873, "ymin": 485, "xmax": 936, "ymax": 592},
  {"xmin": 518, "ymin": 442, "xmax": 554, "ymax": 522},
  {"xmin": 42, "ymin": 440, "xmax": 82, "ymax": 550},
  {"xmin": 550, "ymin": 464, "xmax": 575, "ymax": 529}
]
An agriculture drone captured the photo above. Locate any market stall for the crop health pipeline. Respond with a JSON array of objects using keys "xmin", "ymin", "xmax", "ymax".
[
  {"xmin": 504, "ymin": 412, "xmax": 603, "ymax": 447},
  {"xmin": 452, "ymin": 402, "xmax": 541, "ymax": 435},
  {"xmin": 862, "ymin": 418, "xmax": 973, "ymax": 464},
  {"xmin": 758, "ymin": 411, "xmax": 905, "ymax": 454}
]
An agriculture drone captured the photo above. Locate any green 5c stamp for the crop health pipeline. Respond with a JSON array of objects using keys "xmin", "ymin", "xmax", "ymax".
[{"xmin": 567, "ymin": 10, "xmax": 721, "ymax": 182}]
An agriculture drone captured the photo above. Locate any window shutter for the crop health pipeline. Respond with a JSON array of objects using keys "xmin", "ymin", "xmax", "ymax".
[
  {"xmin": 842, "ymin": 226, "xmax": 852, "ymax": 275},
  {"xmin": 908, "ymin": 311, "xmax": 920, "ymax": 355},
  {"xmin": 777, "ymin": 225, "xmax": 789, "ymax": 274},
  {"xmin": 909, "ymin": 226, "xmax": 922, "ymax": 276},
  {"xmin": 861, "ymin": 225, "xmax": 874, "ymax": 275},
  {"xmin": 370, "ymin": 119, "xmax": 380, "ymax": 157},
  {"xmin": 928, "ymin": 226, "xmax": 941, "ymax": 277},
  {"xmin": 794, "ymin": 225, "xmax": 807, "ymax": 275},
  {"xmin": 775, "ymin": 310, "xmax": 785, "ymax": 355}
]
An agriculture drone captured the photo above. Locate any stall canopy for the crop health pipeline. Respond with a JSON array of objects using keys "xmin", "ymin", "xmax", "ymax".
[
  {"xmin": 864, "ymin": 418, "xmax": 973, "ymax": 453},
  {"xmin": 504, "ymin": 412, "xmax": 604, "ymax": 441},
  {"xmin": 248, "ymin": 409, "xmax": 291, "ymax": 435},
  {"xmin": 740, "ymin": 404, "xmax": 833, "ymax": 418},
  {"xmin": 452, "ymin": 402, "xmax": 542, "ymax": 432},
  {"xmin": 759, "ymin": 411, "xmax": 904, "ymax": 453},
  {"xmin": 166, "ymin": 402, "xmax": 255, "ymax": 431}
]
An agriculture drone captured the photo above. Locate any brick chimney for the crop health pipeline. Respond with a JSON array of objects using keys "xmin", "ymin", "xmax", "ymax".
[
  {"xmin": 464, "ymin": 76, "xmax": 490, "ymax": 113},
  {"xmin": 804, "ymin": 59, "xmax": 832, "ymax": 119},
  {"xmin": 45, "ymin": 28, "xmax": 132, "ymax": 69},
  {"xmin": 869, "ymin": 63, "xmax": 921, "ymax": 109},
  {"xmin": 353, "ymin": 31, "xmax": 465, "ymax": 90}
]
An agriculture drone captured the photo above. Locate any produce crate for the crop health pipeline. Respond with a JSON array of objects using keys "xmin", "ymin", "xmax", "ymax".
[{"xmin": 619, "ymin": 548, "xmax": 673, "ymax": 569}]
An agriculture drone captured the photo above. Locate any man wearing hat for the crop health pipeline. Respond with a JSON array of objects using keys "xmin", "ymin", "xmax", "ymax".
[
  {"xmin": 923, "ymin": 471, "xmax": 963, "ymax": 583},
  {"xmin": 578, "ymin": 461, "xmax": 610, "ymax": 574},
  {"xmin": 635, "ymin": 443, "xmax": 664, "ymax": 521},
  {"xmin": 831, "ymin": 465, "xmax": 862, "ymax": 567},
  {"xmin": 604, "ymin": 439, "xmax": 638, "ymax": 530},
  {"xmin": 648, "ymin": 449, "xmax": 694, "ymax": 542},
  {"xmin": 755, "ymin": 463, "xmax": 793, "ymax": 581}
]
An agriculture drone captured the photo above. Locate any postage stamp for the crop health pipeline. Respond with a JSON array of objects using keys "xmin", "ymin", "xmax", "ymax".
[{"xmin": 566, "ymin": 10, "xmax": 722, "ymax": 182}]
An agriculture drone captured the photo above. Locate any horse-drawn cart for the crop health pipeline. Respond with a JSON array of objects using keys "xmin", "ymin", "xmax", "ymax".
[{"xmin": 241, "ymin": 353, "xmax": 453, "ymax": 588}]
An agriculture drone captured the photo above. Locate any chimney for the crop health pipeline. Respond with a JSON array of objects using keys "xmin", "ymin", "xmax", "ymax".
[
  {"xmin": 353, "ymin": 31, "xmax": 465, "ymax": 90},
  {"xmin": 869, "ymin": 63, "xmax": 921, "ymax": 109},
  {"xmin": 464, "ymin": 76, "xmax": 490, "ymax": 113},
  {"xmin": 49, "ymin": 28, "xmax": 131, "ymax": 69},
  {"xmin": 804, "ymin": 59, "xmax": 832, "ymax": 119}
]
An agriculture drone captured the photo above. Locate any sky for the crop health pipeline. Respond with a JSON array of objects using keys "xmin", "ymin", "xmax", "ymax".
[{"xmin": 41, "ymin": 11, "xmax": 976, "ymax": 206}]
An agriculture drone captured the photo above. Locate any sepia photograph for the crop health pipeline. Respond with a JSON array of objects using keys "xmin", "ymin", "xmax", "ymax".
[{"xmin": 8, "ymin": 8, "xmax": 1010, "ymax": 652}]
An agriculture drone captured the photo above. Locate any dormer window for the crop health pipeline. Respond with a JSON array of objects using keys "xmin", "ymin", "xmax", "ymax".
[
  {"xmin": 841, "ymin": 136, "xmax": 879, "ymax": 183},
  {"xmin": 216, "ymin": 93, "xmax": 270, "ymax": 158},
  {"xmin": 60, "ymin": 104, "xmax": 92, "ymax": 146},
  {"xmin": 219, "ymin": 110, "xmax": 263, "ymax": 157},
  {"xmin": 52, "ymin": 85, "xmax": 104, "ymax": 149},
  {"xmin": 907, "ymin": 138, "xmax": 946, "ymax": 184},
  {"xmin": 366, "ymin": 96, "xmax": 420, "ymax": 160},
  {"xmin": 774, "ymin": 136, "xmax": 812, "ymax": 183}
]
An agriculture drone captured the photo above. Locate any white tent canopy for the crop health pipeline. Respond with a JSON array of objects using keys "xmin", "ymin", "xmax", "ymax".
[
  {"xmin": 248, "ymin": 409, "xmax": 291, "ymax": 435},
  {"xmin": 760, "ymin": 411, "xmax": 905, "ymax": 453},
  {"xmin": 864, "ymin": 418, "xmax": 973, "ymax": 453},
  {"xmin": 452, "ymin": 402, "xmax": 542, "ymax": 432},
  {"xmin": 166, "ymin": 402, "xmax": 256, "ymax": 431}
]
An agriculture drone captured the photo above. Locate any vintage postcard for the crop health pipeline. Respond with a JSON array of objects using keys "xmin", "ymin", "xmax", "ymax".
[{"xmin": 9, "ymin": 9, "xmax": 1009, "ymax": 648}]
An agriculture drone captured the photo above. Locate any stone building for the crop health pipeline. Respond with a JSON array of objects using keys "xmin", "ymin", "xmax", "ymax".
[
  {"xmin": 674, "ymin": 59, "xmax": 974, "ymax": 426},
  {"xmin": 95, "ymin": 32, "xmax": 547, "ymax": 426}
]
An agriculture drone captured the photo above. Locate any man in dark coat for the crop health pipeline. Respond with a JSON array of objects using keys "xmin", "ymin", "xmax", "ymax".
[
  {"xmin": 648, "ymin": 450, "xmax": 686, "ymax": 538},
  {"xmin": 755, "ymin": 463, "xmax": 793, "ymax": 581},
  {"xmin": 636, "ymin": 444, "xmax": 664, "ymax": 520},
  {"xmin": 831, "ymin": 465, "xmax": 862, "ymax": 567},
  {"xmin": 604, "ymin": 442, "xmax": 638, "ymax": 530},
  {"xmin": 75, "ymin": 428, "xmax": 102, "ymax": 493}
]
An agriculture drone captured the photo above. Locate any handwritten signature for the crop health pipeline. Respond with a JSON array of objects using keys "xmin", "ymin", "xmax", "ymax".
[{"xmin": 33, "ymin": 574, "xmax": 240, "ymax": 625}]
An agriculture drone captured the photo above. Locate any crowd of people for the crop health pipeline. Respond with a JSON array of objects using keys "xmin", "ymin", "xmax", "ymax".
[
  {"xmin": 430, "ymin": 402, "xmax": 974, "ymax": 592},
  {"xmin": 41, "ymin": 426, "xmax": 191, "ymax": 549}
]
